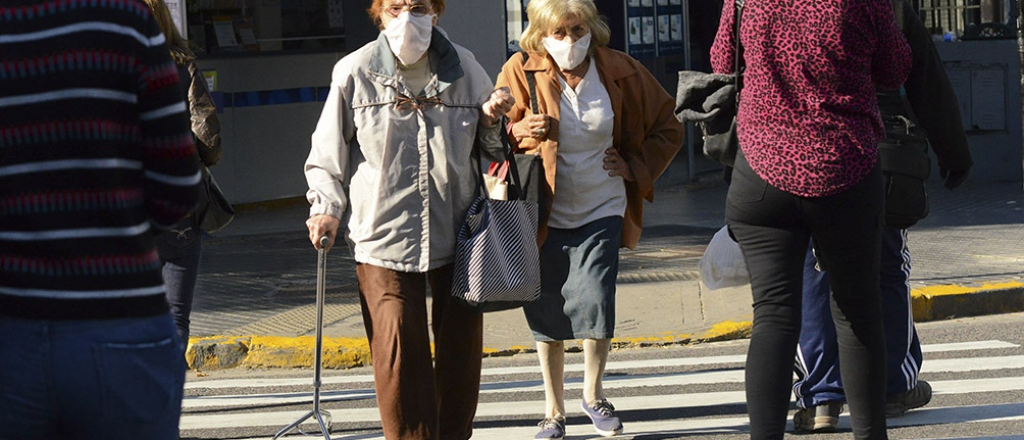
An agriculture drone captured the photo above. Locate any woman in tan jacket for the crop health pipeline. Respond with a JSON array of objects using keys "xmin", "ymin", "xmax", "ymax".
[{"xmin": 496, "ymin": 1, "xmax": 683, "ymax": 438}]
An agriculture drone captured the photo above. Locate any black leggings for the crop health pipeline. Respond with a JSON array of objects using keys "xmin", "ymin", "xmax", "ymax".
[{"xmin": 726, "ymin": 152, "xmax": 888, "ymax": 440}]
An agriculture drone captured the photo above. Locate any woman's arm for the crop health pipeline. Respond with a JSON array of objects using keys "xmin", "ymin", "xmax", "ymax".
[
  {"xmin": 305, "ymin": 63, "xmax": 356, "ymax": 250},
  {"xmin": 624, "ymin": 61, "xmax": 686, "ymax": 201}
]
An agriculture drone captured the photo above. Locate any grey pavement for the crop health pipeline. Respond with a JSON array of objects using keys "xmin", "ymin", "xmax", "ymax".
[{"xmin": 187, "ymin": 168, "xmax": 1024, "ymax": 367}]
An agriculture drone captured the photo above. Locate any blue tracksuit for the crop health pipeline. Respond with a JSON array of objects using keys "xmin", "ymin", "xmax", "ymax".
[{"xmin": 793, "ymin": 229, "xmax": 923, "ymax": 408}]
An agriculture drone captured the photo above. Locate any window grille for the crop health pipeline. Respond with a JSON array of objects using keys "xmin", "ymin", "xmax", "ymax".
[{"xmin": 913, "ymin": 0, "xmax": 983, "ymax": 36}]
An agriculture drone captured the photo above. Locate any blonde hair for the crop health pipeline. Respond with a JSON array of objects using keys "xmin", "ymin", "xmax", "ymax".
[
  {"xmin": 142, "ymin": 0, "xmax": 195, "ymax": 64},
  {"xmin": 519, "ymin": 0, "xmax": 610, "ymax": 56},
  {"xmin": 367, "ymin": 0, "xmax": 446, "ymax": 28}
]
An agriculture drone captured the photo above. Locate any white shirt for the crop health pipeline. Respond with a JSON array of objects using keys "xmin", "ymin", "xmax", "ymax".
[{"xmin": 547, "ymin": 60, "xmax": 625, "ymax": 229}]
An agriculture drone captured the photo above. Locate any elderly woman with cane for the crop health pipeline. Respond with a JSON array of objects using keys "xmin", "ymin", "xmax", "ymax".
[{"xmin": 303, "ymin": 1, "xmax": 513, "ymax": 439}]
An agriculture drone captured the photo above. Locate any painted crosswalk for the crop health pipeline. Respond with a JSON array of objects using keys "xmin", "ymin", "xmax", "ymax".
[{"xmin": 180, "ymin": 340, "xmax": 1024, "ymax": 440}]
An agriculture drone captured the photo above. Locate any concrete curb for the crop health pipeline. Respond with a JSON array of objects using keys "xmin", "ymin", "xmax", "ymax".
[
  {"xmin": 185, "ymin": 281, "xmax": 1024, "ymax": 371},
  {"xmin": 911, "ymin": 281, "xmax": 1024, "ymax": 322},
  {"xmin": 188, "ymin": 335, "xmax": 372, "ymax": 371}
]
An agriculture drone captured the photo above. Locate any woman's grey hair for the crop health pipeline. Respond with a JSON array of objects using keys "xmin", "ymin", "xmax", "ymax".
[{"xmin": 519, "ymin": 0, "xmax": 611, "ymax": 56}]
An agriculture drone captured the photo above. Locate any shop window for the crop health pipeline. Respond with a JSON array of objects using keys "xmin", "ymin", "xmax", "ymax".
[{"xmin": 186, "ymin": 0, "xmax": 345, "ymax": 54}]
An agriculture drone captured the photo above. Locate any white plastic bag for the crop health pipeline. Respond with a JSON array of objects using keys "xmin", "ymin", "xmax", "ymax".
[{"xmin": 699, "ymin": 226, "xmax": 750, "ymax": 290}]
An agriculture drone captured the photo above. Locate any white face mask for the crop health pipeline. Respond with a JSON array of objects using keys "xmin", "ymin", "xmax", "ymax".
[
  {"xmin": 542, "ymin": 32, "xmax": 591, "ymax": 70},
  {"xmin": 382, "ymin": 11, "xmax": 434, "ymax": 65}
]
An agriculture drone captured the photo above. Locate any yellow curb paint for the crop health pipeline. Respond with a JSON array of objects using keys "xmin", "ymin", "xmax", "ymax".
[
  {"xmin": 611, "ymin": 334, "xmax": 692, "ymax": 347},
  {"xmin": 185, "ymin": 336, "xmax": 251, "ymax": 370},
  {"xmin": 698, "ymin": 320, "xmax": 753, "ymax": 342},
  {"xmin": 911, "ymin": 281, "xmax": 1024, "ymax": 321},
  {"xmin": 482, "ymin": 345, "xmax": 533, "ymax": 357},
  {"xmin": 242, "ymin": 336, "xmax": 372, "ymax": 369},
  {"xmin": 913, "ymin": 281, "xmax": 1024, "ymax": 297}
]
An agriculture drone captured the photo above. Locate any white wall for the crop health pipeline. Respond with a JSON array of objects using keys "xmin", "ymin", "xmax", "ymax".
[
  {"xmin": 936, "ymin": 40, "xmax": 1023, "ymax": 182},
  {"xmin": 197, "ymin": 52, "xmax": 342, "ymax": 205}
]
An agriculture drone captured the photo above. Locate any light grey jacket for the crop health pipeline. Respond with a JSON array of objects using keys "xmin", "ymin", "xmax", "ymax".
[{"xmin": 305, "ymin": 29, "xmax": 504, "ymax": 272}]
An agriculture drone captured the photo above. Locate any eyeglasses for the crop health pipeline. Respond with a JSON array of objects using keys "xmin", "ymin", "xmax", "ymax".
[
  {"xmin": 385, "ymin": 3, "xmax": 431, "ymax": 18},
  {"xmin": 394, "ymin": 94, "xmax": 442, "ymax": 111}
]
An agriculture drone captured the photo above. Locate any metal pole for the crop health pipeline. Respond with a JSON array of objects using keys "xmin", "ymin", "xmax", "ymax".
[
  {"xmin": 683, "ymin": 0, "xmax": 696, "ymax": 181},
  {"xmin": 272, "ymin": 235, "xmax": 332, "ymax": 440},
  {"xmin": 1018, "ymin": 0, "xmax": 1023, "ymax": 189}
]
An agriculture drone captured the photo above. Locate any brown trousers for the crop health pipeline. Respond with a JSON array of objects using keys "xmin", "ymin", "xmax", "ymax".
[{"xmin": 355, "ymin": 263, "xmax": 483, "ymax": 440}]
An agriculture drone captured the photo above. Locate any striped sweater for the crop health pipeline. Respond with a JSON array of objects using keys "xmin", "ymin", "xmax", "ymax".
[{"xmin": 0, "ymin": 0, "xmax": 200, "ymax": 320}]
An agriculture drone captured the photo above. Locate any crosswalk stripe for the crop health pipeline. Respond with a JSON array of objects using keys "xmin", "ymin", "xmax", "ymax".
[
  {"xmin": 920, "ymin": 355, "xmax": 1024, "ymax": 373},
  {"xmin": 183, "ymin": 354, "xmax": 1022, "ymax": 407},
  {"xmin": 465, "ymin": 402, "xmax": 1024, "ymax": 440},
  {"xmin": 183, "ymin": 355, "xmax": 749, "ymax": 390},
  {"xmin": 185, "ymin": 340, "xmax": 1021, "ymax": 391},
  {"xmin": 933, "ymin": 377, "xmax": 1024, "ymax": 394},
  {"xmin": 181, "ymin": 376, "xmax": 1024, "ymax": 426},
  {"xmin": 231, "ymin": 431, "xmax": 1024, "ymax": 440},
  {"xmin": 184, "ymin": 371, "xmax": 1024, "ymax": 410},
  {"xmin": 215, "ymin": 402, "xmax": 1024, "ymax": 440},
  {"xmin": 920, "ymin": 340, "xmax": 1020, "ymax": 352},
  {"xmin": 918, "ymin": 436, "xmax": 1024, "ymax": 440}
]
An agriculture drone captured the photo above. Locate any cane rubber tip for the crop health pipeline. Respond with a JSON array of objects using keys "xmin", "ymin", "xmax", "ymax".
[{"xmin": 319, "ymin": 236, "xmax": 329, "ymax": 247}]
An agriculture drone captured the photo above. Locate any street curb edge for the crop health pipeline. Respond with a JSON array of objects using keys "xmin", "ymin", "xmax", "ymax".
[{"xmin": 185, "ymin": 282, "xmax": 1023, "ymax": 371}]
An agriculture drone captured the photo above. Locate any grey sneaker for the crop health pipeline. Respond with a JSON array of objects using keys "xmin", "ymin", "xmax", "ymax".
[
  {"xmin": 792, "ymin": 401, "xmax": 843, "ymax": 433},
  {"xmin": 886, "ymin": 380, "xmax": 933, "ymax": 417},
  {"xmin": 581, "ymin": 399, "xmax": 623, "ymax": 437},
  {"xmin": 534, "ymin": 417, "xmax": 565, "ymax": 440}
]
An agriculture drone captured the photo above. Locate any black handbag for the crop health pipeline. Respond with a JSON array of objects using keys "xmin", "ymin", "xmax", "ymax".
[
  {"xmin": 196, "ymin": 164, "xmax": 235, "ymax": 233},
  {"xmin": 877, "ymin": 91, "xmax": 931, "ymax": 229},
  {"xmin": 675, "ymin": 0, "xmax": 744, "ymax": 167}
]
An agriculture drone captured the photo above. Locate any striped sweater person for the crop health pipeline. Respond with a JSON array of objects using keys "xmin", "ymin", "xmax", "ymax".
[
  {"xmin": 0, "ymin": 0, "xmax": 199, "ymax": 321},
  {"xmin": 1, "ymin": 2, "xmax": 198, "ymax": 437}
]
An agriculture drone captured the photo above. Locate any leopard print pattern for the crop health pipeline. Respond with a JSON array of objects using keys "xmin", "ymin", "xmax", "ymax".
[{"xmin": 711, "ymin": 0, "xmax": 911, "ymax": 197}]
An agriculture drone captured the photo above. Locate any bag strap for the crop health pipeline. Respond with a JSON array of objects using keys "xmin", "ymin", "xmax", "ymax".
[
  {"xmin": 521, "ymin": 51, "xmax": 540, "ymax": 113},
  {"xmin": 499, "ymin": 118, "xmax": 525, "ymax": 196},
  {"xmin": 734, "ymin": 0, "xmax": 745, "ymax": 95},
  {"xmin": 479, "ymin": 117, "xmax": 526, "ymax": 197}
]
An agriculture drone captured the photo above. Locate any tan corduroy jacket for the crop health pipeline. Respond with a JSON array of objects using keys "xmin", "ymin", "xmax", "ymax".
[{"xmin": 496, "ymin": 47, "xmax": 685, "ymax": 249}]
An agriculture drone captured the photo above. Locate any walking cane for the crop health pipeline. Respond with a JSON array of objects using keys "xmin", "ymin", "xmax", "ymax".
[{"xmin": 273, "ymin": 235, "xmax": 332, "ymax": 440}]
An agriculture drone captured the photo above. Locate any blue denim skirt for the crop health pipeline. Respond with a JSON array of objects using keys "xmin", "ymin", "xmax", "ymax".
[{"xmin": 523, "ymin": 216, "xmax": 622, "ymax": 341}]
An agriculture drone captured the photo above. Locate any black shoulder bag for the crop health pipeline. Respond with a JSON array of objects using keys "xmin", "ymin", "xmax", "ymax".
[
  {"xmin": 877, "ymin": 91, "xmax": 931, "ymax": 229},
  {"xmin": 674, "ymin": 0, "xmax": 744, "ymax": 167}
]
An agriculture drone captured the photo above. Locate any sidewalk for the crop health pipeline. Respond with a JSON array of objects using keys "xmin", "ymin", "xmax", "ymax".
[{"xmin": 185, "ymin": 175, "xmax": 1024, "ymax": 370}]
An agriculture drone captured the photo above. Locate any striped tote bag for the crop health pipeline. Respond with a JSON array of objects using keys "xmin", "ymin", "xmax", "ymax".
[
  {"xmin": 451, "ymin": 195, "xmax": 541, "ymax": 312},
  {"xmin": 451, "ymin": 131, "xmax": 541, "ymax": 312}
]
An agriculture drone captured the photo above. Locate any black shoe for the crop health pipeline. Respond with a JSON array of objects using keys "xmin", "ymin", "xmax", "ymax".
[{"xmin": 886, "ymin": 380, "xmax": 933, "ymax": 417}]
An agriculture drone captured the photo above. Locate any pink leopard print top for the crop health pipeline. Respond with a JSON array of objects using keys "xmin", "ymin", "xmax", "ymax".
[{"xmin": 711, "ymin": 0, "xmax": 911, "ymax": 197}]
